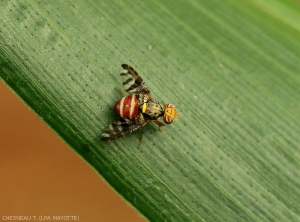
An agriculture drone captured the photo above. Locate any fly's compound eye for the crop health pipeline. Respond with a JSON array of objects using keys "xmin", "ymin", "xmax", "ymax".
[{"xmin": 163, "ymin": 104, "xmax": 177, "ymax": 124}]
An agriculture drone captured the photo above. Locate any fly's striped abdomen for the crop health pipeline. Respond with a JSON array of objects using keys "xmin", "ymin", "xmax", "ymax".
[{"xmin": 114, "ymin": 95, "xmax": 140, "ymax": 119}]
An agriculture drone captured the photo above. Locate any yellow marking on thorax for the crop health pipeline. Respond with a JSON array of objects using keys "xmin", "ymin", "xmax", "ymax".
[{"xmin": 142, "ymin": 103, "xmax": 147, "ymax": 113}]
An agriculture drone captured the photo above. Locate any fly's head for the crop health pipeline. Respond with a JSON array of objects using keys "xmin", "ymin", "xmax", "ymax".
[{"xmin": 163, "ymin": 104, "xmax": 179, "ymax": 124}]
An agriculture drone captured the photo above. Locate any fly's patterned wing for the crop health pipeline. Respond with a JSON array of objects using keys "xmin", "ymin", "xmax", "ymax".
[
  {"xmin": 120, "ymin": 64, "xmax": 153, "ymax": 100},
  {"xmin": 101, "ymin": 117, "xmax": 149, "ymax": 141}
]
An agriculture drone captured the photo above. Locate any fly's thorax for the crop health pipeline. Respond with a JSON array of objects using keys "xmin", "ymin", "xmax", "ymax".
[{"xmin": 139, "ymin": 101, "xmax": 164, "ymax": 120}]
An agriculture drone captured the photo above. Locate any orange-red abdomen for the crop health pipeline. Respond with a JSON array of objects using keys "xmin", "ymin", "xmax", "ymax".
[{"xmin": 114, "ymin": 96, "xmax": 140, "ymax": 119}]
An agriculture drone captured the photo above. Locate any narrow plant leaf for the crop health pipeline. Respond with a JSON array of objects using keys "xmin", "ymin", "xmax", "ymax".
[{"xmin": 1, "ymin": 0, "xmax": 300, "ymax": 221}]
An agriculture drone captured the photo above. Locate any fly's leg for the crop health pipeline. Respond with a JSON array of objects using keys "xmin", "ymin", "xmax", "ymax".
[
  {"xmin": 152, "ymin": 120, "xmax": 165, "ymax": 132},
  {"xmin": 139, "ymin": 128, "xmax": 144, "ymax": 145},
  {"xmin": 118, "ymin": 88, "xmax": 127, "ymax": 96}
]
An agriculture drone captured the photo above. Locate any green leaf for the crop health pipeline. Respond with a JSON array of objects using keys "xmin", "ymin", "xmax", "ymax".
[{"xmin": 1, "ymin": 0, "xmax": 300, "ymax": 221}]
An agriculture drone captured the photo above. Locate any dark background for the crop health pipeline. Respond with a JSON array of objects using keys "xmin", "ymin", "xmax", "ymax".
[{"xmin": 0, "ymin": 80, "xmax": 146, "ymax": 222}]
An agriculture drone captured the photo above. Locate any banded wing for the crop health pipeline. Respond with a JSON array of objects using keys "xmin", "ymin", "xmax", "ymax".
[
  {"xmin": 121, "ymin": 64, "xmax": 153, "ymax": 100},
  {"xmin": 101, "ymin": 117, "xmax": 149, "ymax": 141}
]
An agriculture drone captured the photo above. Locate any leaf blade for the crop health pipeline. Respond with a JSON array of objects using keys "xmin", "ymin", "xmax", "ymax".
[{"xmin": 1, "ymin": 0, "xmax": 300, "ymax": 221}]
